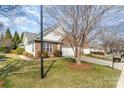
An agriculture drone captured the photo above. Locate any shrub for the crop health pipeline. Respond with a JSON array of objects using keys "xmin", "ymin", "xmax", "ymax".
[
  {"xmin": 23, "ymin": 51, "xmax": 28, "ymax": 56},
  {"xmin": 23, "ymin": 51, "xmax": 33, "ymax": 58},
  {"xmin": 43, "ymin": 51, "xmax": 48, "ymax": 58},
  {"xmin": 28, "ymin": 53, "xmax": 33, "ymax": 57},
  {"xmin": 0, "ymin": 47, "xmax": 5, "ymax": 52},
  {"xmin": 36, "ymin": 50, "xmax": 49, "ymax": 58},
  {"xmin": 16, "ymin": 48, "xmax": 25, "ymax": 55},
  {"xmin": 11, "ymin": 50, "xmax": 17, "ymax": 54},
  {"xmin": 0, "ymin": 46, "xmax": 10, "ymax": 53},
  {"xmin": 84, "ymin": 54, "xmax": 93, "ymax": 57},
  {"xmin": 36, "ymin": 50, "xmax": 41, "ymax": 58},
  {"xmin": 3, "ymin": 48, "xmax": 10, "ymax": 53},
  {"xmin": 53, "ymin": 50, "xmax": 62, "ymax": 57},
  {"xmin": 91, "ymin": 51, "xmax": 105, "ymax": 55}
]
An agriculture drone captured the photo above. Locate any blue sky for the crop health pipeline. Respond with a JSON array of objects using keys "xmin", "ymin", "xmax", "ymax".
[{"xmin": 0, "ymin": 5, "xmax": 40, "ymax": 36}]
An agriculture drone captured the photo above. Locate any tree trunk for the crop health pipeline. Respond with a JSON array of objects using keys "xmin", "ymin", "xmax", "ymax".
[
  {"xmin": 75, "ymin": 47, "xmax": 82, "ymax": 65},
  {"xmin": 75, "ymin": 56, "xmax": 81, "ymax": 65},
  {"xmin": 74, "ymin": 47, "xmax": 81, "ymax": 65},
  {"xmin": 103, "ymin": 46, "xmax": 108, "ymax": 56}
]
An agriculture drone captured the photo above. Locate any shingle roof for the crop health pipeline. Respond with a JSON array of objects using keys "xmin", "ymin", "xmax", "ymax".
[
  {"xmin": 23, "ymin": 24, "xmax": 64, "ymax": 43},
  {"xmin": 43, "ymin": 24, "xmax": 59, "ymax": 37},
  {"xmin": 34, "ymin": 24, "xmax": 64, "ymax": 43},
  {"xmin": 23, "ymin": 32, "xmax": 37, "ymax": 42}
]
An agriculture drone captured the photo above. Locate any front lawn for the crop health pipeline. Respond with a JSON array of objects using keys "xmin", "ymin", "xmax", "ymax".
[
  {"xmin": 0, "ymin": 57, "xmax": 121, "ymax": 88},
  {"xmin": 0, "ymin": 54, "xmax": 8, "ymax": 59}
]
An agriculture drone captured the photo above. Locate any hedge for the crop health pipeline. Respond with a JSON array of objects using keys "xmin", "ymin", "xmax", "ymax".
[
  {"xmin": 53, "ymin": 50, "xmax": 62, "ymax": 57},
  {"xmin": 16, "ymin": 48, "xmax": 25, "ymax": 55},
  {"xmin": 23, "ymin": 51, "xmax": 33, "ymax": 57},
  {"xmin": 0, "ymin": 46, "xmax": 10, "ymax": 53}
]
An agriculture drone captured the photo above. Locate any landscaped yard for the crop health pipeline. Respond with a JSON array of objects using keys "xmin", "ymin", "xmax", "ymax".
[
  {"xmin": 0, "ymin": 54, "xmax": 121, "ymax": 88},
  {"xmin": 0, "ymin": 54, "xmax": 8, "ymax": 59}
]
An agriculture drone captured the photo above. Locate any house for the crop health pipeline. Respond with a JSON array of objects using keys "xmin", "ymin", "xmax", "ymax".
[
  {"xmin": 20, "ymin": 25, "xmax": 64, "ymax": 57},
  {"xmin": 61, "ymin": 35, "xmax": 90, "ymax": 56},
  {"xmin": 20, "ymin": 25, "xmax": 91, "ymax": 57},
  {"xmin": 89, "ymin": 41, "xmax": 105, "ymax": 53},
  {"xmin": 19, "ymin": 32, "xmax": 37, "ymax": 56}
]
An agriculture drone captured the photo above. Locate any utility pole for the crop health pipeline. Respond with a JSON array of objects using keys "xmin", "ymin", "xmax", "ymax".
[{"xmin": 40, "ymin": 5, "xmax": 44, "ymax": 79}]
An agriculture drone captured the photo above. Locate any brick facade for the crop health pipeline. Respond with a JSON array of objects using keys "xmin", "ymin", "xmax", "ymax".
[
  {"xmin": 61, "ymin": 37, "xmax": 71, "ymax": 47},
  {"xmin": 34, "ymin": 40, "xmax": 41, "ymax": 58},
  {"xmin": 34, "ymin": 40, "xmax": 61, "ymax": 58}
]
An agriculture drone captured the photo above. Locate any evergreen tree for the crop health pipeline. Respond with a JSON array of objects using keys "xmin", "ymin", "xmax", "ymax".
[
  {"xmin": 3, "ymin": 28, "xmax": 12, "ymax": 50},
  {"xmin": 0, "ymin": 32, "xmax": 4, "ymax": 40},
  {"xmin": 5, "ymin": 28, "xmax": 12, "ymax": 39},
  {"xmin": 21, "ymin": 32, "xmax": 24, "ymax": 42},
  {"xmin": 12, "ymin": 31, "xmax": 21, "ymax": 49}
]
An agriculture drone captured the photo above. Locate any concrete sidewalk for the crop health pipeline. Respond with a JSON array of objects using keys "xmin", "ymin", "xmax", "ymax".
[
  {"xmin": 116, "ymin": 66, "xmax": 124, "ymax": 88},
  {"xmin": 81, "ymin": 56, "xmax": 124, "ymax": 70}
]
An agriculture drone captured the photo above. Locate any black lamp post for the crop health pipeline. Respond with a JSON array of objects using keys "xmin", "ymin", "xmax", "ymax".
[{"xmin": 40, "ymin": 5, "xmax": 44, "ymax": 79}]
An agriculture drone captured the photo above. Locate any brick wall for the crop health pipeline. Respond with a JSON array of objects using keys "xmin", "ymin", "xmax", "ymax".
[
  {"xmin": 35, "ymin": 40, "xmax": 41, "ymax": 58},
  {"xmin": 34, "ymin": 40, "xmax": 61, "ymax": 58},
  {"xmin": 62, "ymin": 37, "xmax": 71, "ymax": 47}
]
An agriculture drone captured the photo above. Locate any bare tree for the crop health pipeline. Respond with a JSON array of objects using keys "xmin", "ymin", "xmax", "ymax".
[
  {"xmin": 98, "ymin": 29, "xmax": 120, "ymax": 54},
  {"xmin": 0, "ymin": 6, "xmax": 19, "ymax": 17},
  {"xmin": 44, "ymin": 5, "xmax": 124, "ymax": 64}
]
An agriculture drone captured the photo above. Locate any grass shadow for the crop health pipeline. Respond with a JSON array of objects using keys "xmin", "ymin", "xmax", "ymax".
[
  {"xmin": 43, "ymin": 60, "xmax": 55, "ymax": 78},
  {"xmin": 0, "ymin": 55, "xmax": 10, "ymax": 61},
  {"xmin": 0, "ymin": 61, "xmax": 20, "ymax": 77}
]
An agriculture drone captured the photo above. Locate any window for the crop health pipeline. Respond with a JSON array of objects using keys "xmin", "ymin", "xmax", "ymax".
[
  {"xmin": 43, "ymin": 42, "xmax": 46, "ymax": 51},
  {"xmin": 43, "ymin": 42, "xmax": 53, "ymax": 52},
  {"xmin": 47, "ymin": 43, "xmax": 49, "ymax": 52},
  {"xmin": 49, "ymin": 43, "xmax": 53, "ymax": 52}
]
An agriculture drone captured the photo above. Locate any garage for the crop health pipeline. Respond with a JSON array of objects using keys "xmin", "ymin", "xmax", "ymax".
[
  {"xmin": 62, "ymin": 47, "xmax": 90, "ymax": 56},
  {"xmin": 62, "ymin": 47, "xmax": 74, "ymax": 56}
]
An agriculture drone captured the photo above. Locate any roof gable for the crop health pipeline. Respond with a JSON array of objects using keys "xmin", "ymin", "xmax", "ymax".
[
  {"xmin": 35, "ymin": 25, "xmax": 65, "ymax": 42},
  {"xmin": 23, "ymin": 32, "xmax": 37, "ymax": 42}
]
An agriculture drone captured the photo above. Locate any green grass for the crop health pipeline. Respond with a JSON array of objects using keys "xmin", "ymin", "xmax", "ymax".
[
  {"xmin": 0, "ymin": 55, "xmax": 7, "ymax": 59},
  {"xmin": 0, "ymin": 57, "xmax": 121, "ymax": 88}
]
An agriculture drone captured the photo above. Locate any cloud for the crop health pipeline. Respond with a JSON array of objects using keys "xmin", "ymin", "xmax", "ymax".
[
  {"xmin": 14, "ymin": 17, "xmax": 28, "ymax": 25},
  {"xmin": 0, "ymin": 6, "xmax": 40, "ymax": 34}
]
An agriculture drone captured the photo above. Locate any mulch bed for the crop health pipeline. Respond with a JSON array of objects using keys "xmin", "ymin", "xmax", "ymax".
[
  {"xmin": 0, "ymin": 80, "xmax": 4, "ymax": 88},
  {"xmin": 68, "ymin": 63, "xmax": 94, "ymax": 70}
]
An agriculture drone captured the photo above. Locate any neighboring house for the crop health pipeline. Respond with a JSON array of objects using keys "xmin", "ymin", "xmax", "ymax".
[
  {"xmin": 20, "ymin": 25, "xmax": 91, "ymax": 57},
  {"xmin": 89, "ymin": 41, "xmax": 105, "ymax": 53},
  {"xmin": 19, "ymin": 32, "xmax": 37, "ymax": 56}
]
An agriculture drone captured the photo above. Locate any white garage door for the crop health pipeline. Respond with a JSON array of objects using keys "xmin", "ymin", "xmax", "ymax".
[
  {"xmin": 62, "ymin": 48, "xmax": 74, "ymax": 56},
  {"xmin": 83, "ymin": 49, "xmax": 90, "ymax": 54},
  {"xmin": 62, "ymin": 47, "xmax": 90, "ymax": 56}
]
